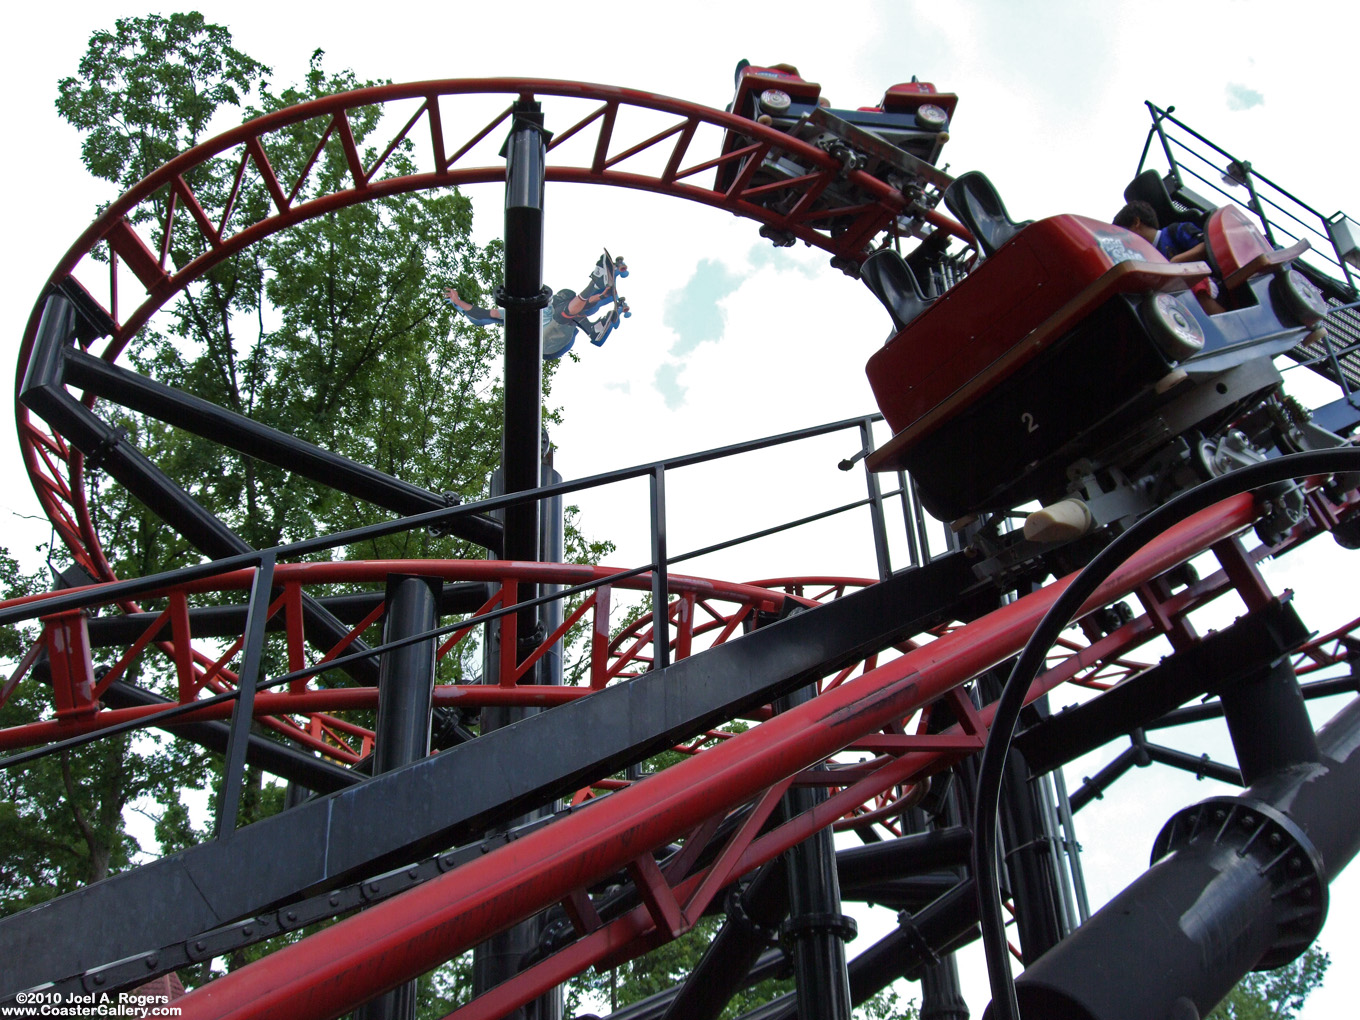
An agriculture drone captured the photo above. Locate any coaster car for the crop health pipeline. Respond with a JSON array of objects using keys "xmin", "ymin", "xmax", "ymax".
[
  {"xmin": 863, "ymin": 173, "xmax": 1332, "ymax": 536},
  {"xmin": 717, "ymin": 62, "xmax": 957, "ymax": 240}
]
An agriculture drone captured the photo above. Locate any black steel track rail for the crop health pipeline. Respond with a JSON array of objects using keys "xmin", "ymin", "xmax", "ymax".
[
  {"xmin": 0, "ymin": 550, "xmax": 985, "ymax": 998},
  {"xmin": 58, "ymin": 346, "xmax": 504, "ymax": 552}
]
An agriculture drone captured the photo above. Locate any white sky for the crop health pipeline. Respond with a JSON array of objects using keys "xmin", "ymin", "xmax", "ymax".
[{"xmin": 4, "ymin": 1, "xmax": 1360, "ymax": 1016}]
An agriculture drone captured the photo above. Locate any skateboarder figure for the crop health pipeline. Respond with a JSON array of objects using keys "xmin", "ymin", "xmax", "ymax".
[{"xmin": 444, "ymin": 251, "xmax": 630, "ymax": 360}]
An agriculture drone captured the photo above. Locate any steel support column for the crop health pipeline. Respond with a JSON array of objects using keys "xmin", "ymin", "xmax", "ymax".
[
  {"xmin": 356, "ymin": 574, "xmax": 441, "ymax": 1020},
  {"xmin": 473, "ymin": 446, "xmax": 564, "ymax": 1020},
  {"xmin": 776, "ymin": 683, "xmax": 854, "ymax": 1020},
  {"xmin": 1008, "ymin": 694, "xmax": 1360, "ymax": 1020},
  {"xmin": 499, "ymin": 98, "xmax": 548, "ymax": 596}
]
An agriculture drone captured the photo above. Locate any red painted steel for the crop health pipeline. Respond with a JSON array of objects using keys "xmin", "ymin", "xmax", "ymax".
[
  {"xmin": 173, "ymin": 496, "xmax": 1259, "ymax": 1020},
  {"xmin": 0, "ymin": 561, "xmax": 793, "ymax": 755},
  {"xmin": 16, "ymin": 79, "xmax": 961, "ymax": 613}
]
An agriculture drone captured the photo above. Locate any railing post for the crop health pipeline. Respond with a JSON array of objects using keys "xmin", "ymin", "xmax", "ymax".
[
  {"xmin": 651, "ymin": 464, "xmax": 670, "ymax": 670},
  {"xmin": 859, "ymin": 419, "xmax": 892, "ymax": 580}
]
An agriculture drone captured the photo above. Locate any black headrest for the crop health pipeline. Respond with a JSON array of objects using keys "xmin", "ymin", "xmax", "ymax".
[
  {"xmin": 861, "ymin": 249, "xmax": 932, "ymax": 334},
  {"xmin": 1123, "ymin": 170, "xmax": 1180, "ymax": 229},
  {"xmin": 943, "ymin": 171, "xmax": 1030, "ymax": 258}
]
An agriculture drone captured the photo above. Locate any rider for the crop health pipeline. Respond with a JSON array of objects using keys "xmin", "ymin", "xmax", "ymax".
[
  {"xmin": 1113, "ymin": 200, "xmax": 1225, "ymax": 314},
  {"xmin": 444, "ymin": 253, "xmax": 626, "ymax": 360}
]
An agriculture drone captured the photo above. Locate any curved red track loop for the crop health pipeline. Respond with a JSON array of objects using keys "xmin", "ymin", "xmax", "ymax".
[
  {"xmin": 0, "ymin": 560, "xmax": 788, "ymax": 755},
  {"xmin": 15, "ymin": 77, "xmax": 953, "ymax": 587}
]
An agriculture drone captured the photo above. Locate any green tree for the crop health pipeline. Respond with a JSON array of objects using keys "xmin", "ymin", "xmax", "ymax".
[
  {"xmin": 55, "ymin": 12, "xmax": 270, "ymax": 192},
  {"xmin": 4, "ymin": 12, "xmax": 583, "ymax": 932},
  {"xmin": 1206, "ymin": 946, "xmax": 1330, "ymax": 1020}
]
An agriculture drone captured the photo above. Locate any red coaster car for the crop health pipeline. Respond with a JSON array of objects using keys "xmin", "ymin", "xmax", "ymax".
[
  {"xmin": 863, "ymin": 173, "xmax": 1329, "ymax": 526},
  {"xmin": 717, "ymin": 62, "xmax": 957, "ymax": 239}
]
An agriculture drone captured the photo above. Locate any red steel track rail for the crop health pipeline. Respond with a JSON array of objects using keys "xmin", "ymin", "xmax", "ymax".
[
  {"xmin": 174, "ymin": 496, "xmax": 1268, "ymax": 1020},
  {"xmin": 15, "ymin": 78, "xmax": 959, "ymax": 593},
  {"xmin": 11, "ymin": 76, "xmax": 1360, "ymax": 1018}
]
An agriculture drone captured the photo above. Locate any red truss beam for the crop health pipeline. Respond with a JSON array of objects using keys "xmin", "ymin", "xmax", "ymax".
[
  {"xmin": 15, "ymin": 79, "xmax": 967, "ymax": 606},
  {"xmin": 0, "ymin": 560, "xmax": 792, "ymax": 755},
  {"xmin": 175, "ymin": 495, "xmax": 1266, "ymax": 1020}
]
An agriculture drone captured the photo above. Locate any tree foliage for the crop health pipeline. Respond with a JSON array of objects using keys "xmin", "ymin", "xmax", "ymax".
[
  {"xmin": 55, "ymin": 12, "xmax": 270, "ymax": 192},
  {"xmin": 4, "ymin": 13, "xmax": 574, "ymax": 931},
  {"xmin": 1206, "ymin": 946, "xmax": 1330, "ymax": 1020}
]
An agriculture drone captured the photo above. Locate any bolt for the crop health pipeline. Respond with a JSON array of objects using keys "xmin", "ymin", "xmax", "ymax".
[
  {"xmin": 93, "ymin": 975, "xmax": 106, "ymax": 987},
  {"xmin": 242, "ymin": 925, "xmax": 252, "ymax": 936},
  {"xmin": 1240, "ymin": 814, "xmax": 1255, "ymax": 828},
  {"xmin": 286, "ymin": 911, "xmax": 298, "ymax": 923},
  {"xmin": 330, "ymin": 894, "xmax": 340, "ymax": 907},
  {"xmin": 194, "ymin": 941, "xmax": 206, "ymax": 953},
  {"xmin": 1269, "ymin": 832, "xmax": 1283, "ymax": 848},
  {"xmin": 408, "ymin": 868, "xmax": 418, "ymax": 881},
  {"xmin": 146, "ymin": 955, "xmax": 158, "ymax": 970},
  {"xmin": 367, "ymin": 882, "xmax": 380, "ymax": 895}
]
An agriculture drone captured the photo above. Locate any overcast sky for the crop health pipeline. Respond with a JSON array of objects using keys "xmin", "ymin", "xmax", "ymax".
[{"xmin": 4, "ymin": 1, "xmax": 1359, "ymax": 1016}]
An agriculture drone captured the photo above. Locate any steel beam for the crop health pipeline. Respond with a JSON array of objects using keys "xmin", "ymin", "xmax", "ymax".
[
  {"xmin": 155, "ymin": 497, "xmax": 1260, "ymax": 1020},
  {"xmin": 1010, "ymin": 694, "xmax": 1360, "ymax": 1020},
  {"xmin": 356, "ymin": 574, "xmax": 441, "ymax": 1020},
  {"xmin": 100, "ymin": 682, "xmax": 359, "ymax": 793},
  {"xmin": 776, "ymin": 683, "xmax": 853, "ymax": 1020},
  {"xmin": 0, "ymin": 548, "xmax": 978, "ymax": 998},
  {"xmin": 21, "ymin": 295, "xmax": 383, "ymax": 684},
  {"xmin": 59, "ymin": 348, "xmax": 502, "ymax": 552}
]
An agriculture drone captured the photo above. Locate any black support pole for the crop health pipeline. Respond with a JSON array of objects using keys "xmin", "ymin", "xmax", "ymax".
[
  {"xmin": 1220, "ymin": 658, "xmax": 1321, "ymax": 784},
  {"xmin": 355, "ymin": 574, "xmax": 441, "ymax": 1020},
  {"xmin": 500, "ymin": 98, "xmax": 548, "ymax": 637},
  {"xmin": 776, "ymin": 683, "xmax": 854, "ymax": 1020},
  {"xmin": 1005, "ymin": 694, "xmax": 1360, "ymax": 1020}
]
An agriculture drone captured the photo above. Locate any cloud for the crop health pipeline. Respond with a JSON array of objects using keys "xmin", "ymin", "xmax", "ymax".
[
  {"xmin": 748, "ymin": 242, "xmax": 822, "ymax": 279},
  {"xmin": 653, "ymin": 362, "xmax": 687, "ymax": 409},
  {"xmin": 662, "ymin": 258, "xmax": 746, "ymax": 357},
  {"xmin": 1225, "ymin": 83, "xmax": 1264, "ymax": 111},
  {"xmin": 603, "ymin": 380, "xmax": 630, "ymax": 394}
]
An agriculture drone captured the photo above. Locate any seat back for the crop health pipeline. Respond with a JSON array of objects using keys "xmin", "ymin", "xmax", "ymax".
[
  {"xmin": 943, "ymin": 171, "xmax": 1030, "ymax": 257},
  {"xmin": 861, "ymin": 249, "xmax": 932, "ymax": 333}
]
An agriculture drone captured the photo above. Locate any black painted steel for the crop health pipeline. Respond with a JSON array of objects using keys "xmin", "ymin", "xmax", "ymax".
[
  {"xmin": 0, "ymin": 550, "xmax": 979, "ymax": 998},
  {"xmin": 371, "ymin": 575, "xmax": 441, "ymax": 773},
  {"xmin": 1013, "ymin": 599, "xmax": 1309, "ymax": 774},
  {"xmin": 1005, "ymin": 694, "xmax": 1360, "ymax": 1020},
  {"xmin": 776, "ymin": 685, "xmax": 853, "ymax": 1020},
  {"xmin": 1068, "ymin": 744, "xmax": 1143, "ymax": 813},
  {"xmin": 59, "ymin": 347, "xmax": 502, "ymax": 552},
  {"xmin": 81, "ymin": 583, "xmax": 492, "ymax": 646},
  {"xmin": 661, "ymin": 864, "xmax": 788, "ymax": 1020},
  {"xmin": 100, "ymin": 682, "xmax": 358, "ymax": 793},
  {"xmin": 21, "ymin": 294, "xmax": 382, "ymax": 684},
  {"xmin": 499, "ymin": 99, "xmax": 548, "ymax": 606},
  {"xmin": 356, "ymin": 574, "xmax": 441, "ymax": 1020},
  {"xmin": 215, "ymin": 555, "xmax": 275, "ymax": 837},
  {"xmin": 970, "ymin": 447, "xmax": 1360, "ymax": 1020},
  {"xmin": 732, "ymin": 880, "xmax": 982, "ymax": 1020},
  {"xmin": 473, "ymin": 455, "xmax": 565, "ymax": 1020},
  {"xmin": 1220, "ymin": 658, "xmax": 1321, "ymax": 784}
]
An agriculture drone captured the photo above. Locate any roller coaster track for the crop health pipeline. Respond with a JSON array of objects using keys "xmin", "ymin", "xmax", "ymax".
[{"xmin": 6, "ymin": 79, "xmax": 1360, "ymax": 1020}]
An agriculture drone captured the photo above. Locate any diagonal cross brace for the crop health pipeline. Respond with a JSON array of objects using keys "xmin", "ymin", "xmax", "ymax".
[{"xmin": 0, "ymin": 551, "xmax": 981, "ymax": 998}]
